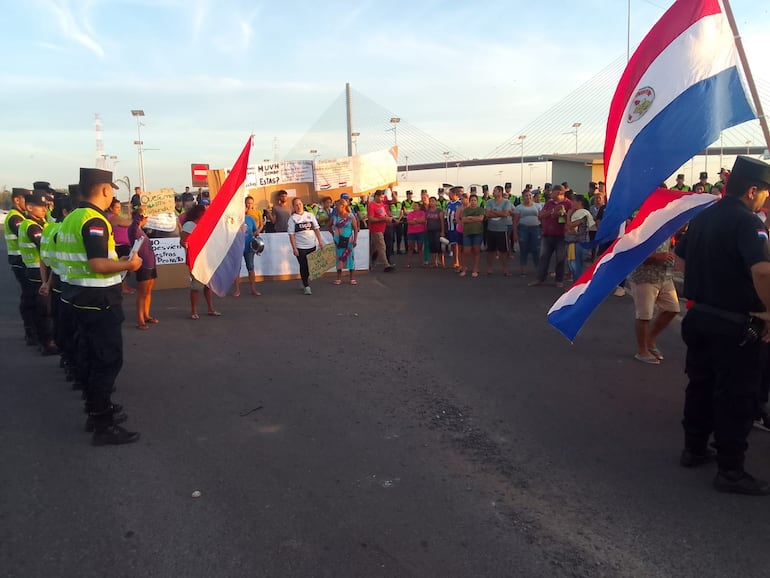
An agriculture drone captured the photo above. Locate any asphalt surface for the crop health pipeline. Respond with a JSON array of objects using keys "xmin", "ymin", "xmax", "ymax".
[{"xmin": 2, "ymin": 250, "xmax": 770, "ymax": 578}]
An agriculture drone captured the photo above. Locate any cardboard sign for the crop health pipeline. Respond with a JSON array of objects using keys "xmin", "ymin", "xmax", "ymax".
[
  {"xmin": 307, "ymin": 244, "xmax": 338, "ymax": 280},
  {"xmin": 140, "ymin": 189, "xmax": 175, "ymax": 216},
  {"xmin": 149, "ymin": 237, "xmax": 186, "ymax": 266}
]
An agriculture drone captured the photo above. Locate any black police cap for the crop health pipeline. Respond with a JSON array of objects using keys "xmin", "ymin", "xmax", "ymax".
[
  {"xmin": 68, "ymin": 184, "xmax": 80, "ymax": 196},
  {"xmin": 32, "ymin": 181, "xmax": 56, "ymax": 194},
  {"xmin": 726, "ymin": 156, "xmax": 770, "ymax": 196},
  {"xmin": 25, "ymin": 191, "xmax": 49, "ymax": 207},
  {"xmin": 79, "ymin": 168, "xmax": 118, "ymax": 195},
  {"xmin": 12, "ymin": 187, "xmax": 31, "ymax": 198}
]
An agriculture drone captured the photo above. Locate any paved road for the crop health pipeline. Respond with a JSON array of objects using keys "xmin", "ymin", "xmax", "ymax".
[{"xmin": 2, "ymin": 253, "xmax": 770, "ymax": 578}]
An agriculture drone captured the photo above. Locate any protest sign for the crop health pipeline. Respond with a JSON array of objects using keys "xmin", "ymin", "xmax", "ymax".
[
  {"xmin": 307, "ymin": 244, "xmax": 337, "ymax": 280},
  {"xmin": 140, "ymin": 189, "xmax": 175, "ymax": 216}
]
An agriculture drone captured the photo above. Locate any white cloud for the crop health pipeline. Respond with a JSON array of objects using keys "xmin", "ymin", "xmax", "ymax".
[{"xmin": 42, "ymin": 0, "xmax": 106, "ymax": 58}]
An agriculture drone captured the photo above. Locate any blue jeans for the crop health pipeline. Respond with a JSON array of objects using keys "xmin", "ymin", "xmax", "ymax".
[
  {"xmin": 517, "ymin": 224, "xmax": 541, "ymax": 268},
  {"xmin": 567, "ymin": 243, "xmax": 583, "ymax": 280},
  {"xmin": 536, "ymin": 235, "xmax": 566, "ymax": 283}
]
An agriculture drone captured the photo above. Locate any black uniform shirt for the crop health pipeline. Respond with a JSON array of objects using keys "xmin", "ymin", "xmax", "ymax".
[{"xmin": 675, "ymin": 195, "xmax": 770, "ymax": 313}]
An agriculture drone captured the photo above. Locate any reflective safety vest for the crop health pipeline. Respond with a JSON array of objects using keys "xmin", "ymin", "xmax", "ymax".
[
  {"xmin": 402, "ymin": 200, "xmax": 415, "ymax": 214},
  {"xmin": 390, "ymin": 202, "xmax": 402, "ymax": 218},
  {"xmin": 3, "ymin": 208, "xmax": 25, "ymax": 256},
  {"xmin": 438, "ymin": 198, "xmax": 447, "ymax": 210},
  {"xmin": 18, "ymin": 218, "xmax": 46, "ymax": 268},
  {"xmin": 40, "ymin": 221, "xmax": 62, "ymax": 276},
  {"xmin": 57, "ymin": 208, "xmax": 121, "ymax": 288}
]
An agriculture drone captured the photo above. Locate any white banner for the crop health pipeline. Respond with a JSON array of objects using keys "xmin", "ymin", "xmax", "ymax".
[
  {"xmin": 247, "ymin": 160, "xmax": 314, "ymax": 187},
  {"xmin": 314, "ymin": 157, "xmax": 353, "ymax": 191},
  {"xmin": 313, "ymin": 148, "xmax": 397, "ymax": 194},
  {"xmin": 354, "ymin": 148, "xmax": 398, "ymax": 194},
  {"xmin": 150, "ymin": 237, "xmax": 186, "ymax": 265},
  {"xmin": 240, "ymin": 231, "xmax": 369, "ymax": 276},
  {"xmin": 153, "ymin": 232, "xmax": 370, "ymax": 275}
]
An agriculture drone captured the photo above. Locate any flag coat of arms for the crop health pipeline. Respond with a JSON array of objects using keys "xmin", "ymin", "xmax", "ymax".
[
  {"xmin": 596, "ymin": 0, "xmax": 756, "ymax": 244},
  {"xmin": 187, "ymin": 137, "xmax": 252, "ymax": 297}
]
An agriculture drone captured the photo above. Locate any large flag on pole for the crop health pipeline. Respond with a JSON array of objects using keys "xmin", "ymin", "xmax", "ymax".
[
  {"xmin": 548, "ymin": 189, "xmax": 716, "ymax": 342},
  {"xmin": 187, "ymin": 136, "xmax": 252, "ymax": 297},
  {"xmin": 595, "ymin": 0, "xmax": 755, "ymax": 244}
]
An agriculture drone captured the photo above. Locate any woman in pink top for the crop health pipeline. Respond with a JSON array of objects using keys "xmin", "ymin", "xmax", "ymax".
[
  {"xmin": 107, "ymin": 198, "xmax": 135, "ymax": 295},
  {"xmin": 405, "ymin": 201, "xmax": 426, "ymax": 268}
]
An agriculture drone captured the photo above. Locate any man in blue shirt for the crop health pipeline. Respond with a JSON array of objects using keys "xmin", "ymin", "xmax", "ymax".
[{"xmin": 445, "ymin": 186, "xmax": 463, "ymax": 269}]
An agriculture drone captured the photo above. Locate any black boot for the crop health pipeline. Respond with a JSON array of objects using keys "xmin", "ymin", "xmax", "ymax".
[
  {"xmin": 714, "ymin": 470, "xmax": 770, "ymax": 495},
  {"xmin": 84, "ymin": 410, "xmax": 128, "ymax": 432},
  {"xmin": 92, "ymin": 424, "xmax": 140, "ymax": 446},
  {"xmin": 680, "ymin": 448, "xmax": 716, "ymax": 468}
]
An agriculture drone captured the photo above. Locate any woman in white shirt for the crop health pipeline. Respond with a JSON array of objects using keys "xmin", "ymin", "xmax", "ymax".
[{"xmin": 287, "ymin": 198, "xmax": 325, "ymax": 295}]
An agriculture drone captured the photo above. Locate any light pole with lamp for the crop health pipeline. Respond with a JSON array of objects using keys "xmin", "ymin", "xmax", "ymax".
[
  {"xmin": 571, "ymin": 122, "xmax": 581, "ymax": 154},
  {"xmin": 517, "ymin": 135, "xmax": 526, "ymax": 191},
  {"xmin": 528, "ymin": 163, "xmax": 534, "ymax": 184},
  {"xmin": 443, "ymin": 151, "xmax": 450, "ymax": 182},
  {"xmin": 310, "ymin": 149, "xmax": 320, "ymax": 162},
  {"xmin": 130, "ymin": 109, "xmax": 146, "ymax": 192},
  {"xmin": 388, "ymin": 117, "xmax": 400, "ymax": 162},
  {"xmin": 351, "ymin": 132, "xmax": 360, "ymax": 156}
]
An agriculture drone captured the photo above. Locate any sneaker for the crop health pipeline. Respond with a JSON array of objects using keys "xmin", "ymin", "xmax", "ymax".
[
  {"xmin": 713, "ymin": 470, "xmax": 770, "ymax": 495},
  {"xmin": 303, "ymin": 286, "xmax": 312, "ymax": 295},
  {"xmin": 92, "ymin": 425, "xmax": 141, "ymax": 446},
  {"xmin": 679, "ymin": 448, "xmax": 715, "ymax": 468},
  {"xmin": 753, "ymin": 414, "xmax": 770, "ymax": 432},
  {"xmin": 613, "ymin": 286, "xmax": 626, "ymax": 297}
]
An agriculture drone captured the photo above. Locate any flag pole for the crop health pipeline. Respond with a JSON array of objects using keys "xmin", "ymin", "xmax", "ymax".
[{"xmin": 722, "ymin": 0, "xmax": 770, "ymax": 151}]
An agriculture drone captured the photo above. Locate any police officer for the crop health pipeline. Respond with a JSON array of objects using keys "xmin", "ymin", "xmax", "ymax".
[
  {"xmin": 40, "ymin": 192, "xmax": 74, "ymax": 373},
  {"xmin": 671, "ymin": 173, "xmax": 690, "ymax": 191},
  {"xmin": 4, "ymin": 188, "xmax": 36, "ymax": 343},
  {"xmin": 18, "ymin": 190, "xmax": 58, "ymax": 355},
  {"xmin": 675, "ymin": 156, "xmax": 770, "ymax": 495},
  {"xmin": 59, "ymin": 168, "xmax": 142, "ymax": 445}
]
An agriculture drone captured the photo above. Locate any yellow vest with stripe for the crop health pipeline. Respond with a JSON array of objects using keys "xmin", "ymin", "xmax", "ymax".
[
  {"xmin": 40, "ymin": 221, "xmax": 62, "ymax": 276},
  {"xmin": 58, "ymin": 208, "xmax": 121, "ymax": 288},
  {"xmin": 18, "ymin": 218, "xmax": 46, "ymax": 268},
  {"xmin": 4, "ymin": 208, "xmax": 25, "ymax": 256}
]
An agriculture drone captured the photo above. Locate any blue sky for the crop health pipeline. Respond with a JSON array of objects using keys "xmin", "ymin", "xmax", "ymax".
[{"xmin": 1, "ymin": 0, "xmax": 768, "ymax": 192}]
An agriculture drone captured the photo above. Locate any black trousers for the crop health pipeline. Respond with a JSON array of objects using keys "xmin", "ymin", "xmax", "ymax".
[
  {"xmin": 25, "ymin": 269, "xmax": 54, "ymax": 346},
  {"xmin": 74, "ymin": 304, "xmax": 124, "ymax": 413},
  {"xmin": 295, "ymin": 247, "xmax": 316, "ymax": 287},
  {"xmin": 384, "ymin": 224, "xmax": 394, "ymax": 263},
  {"xmin": 681, "ymin": 309, "xmax": 764, "ymax": 472},
  {"xmin": 57, "ymin": 297, "xmax": 78, "ymax": 367},
  {"xmin": 393, "ymin": 221, "xmax": 405, "ymax": 253},
  {"xmin": 11, "ymin": 263, "xmax": 36, "ymax": 339}
]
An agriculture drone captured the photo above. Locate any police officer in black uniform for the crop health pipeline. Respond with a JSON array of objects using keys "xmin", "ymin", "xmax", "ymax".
[
  {"xmin": 4, "ymin": 188, "xmax": 35, "ymax": 343},
  {"xmin": 62, "ymin": 168, "xmax": 142, "ymax": 445},
  {"xmin": 675, "ymin": 156, "xmax": 770, "ymax": 495}
]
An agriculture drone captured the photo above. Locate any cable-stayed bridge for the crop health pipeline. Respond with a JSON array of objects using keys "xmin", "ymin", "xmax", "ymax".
[{"xmin": 285, "ymin": 55, "xmax": 770, "ymax": 172}]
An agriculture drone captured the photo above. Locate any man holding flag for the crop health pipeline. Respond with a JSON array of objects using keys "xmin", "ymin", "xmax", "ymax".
[{"xmin": 676, "ymin": 156, "xmax": 770, "ymax": 495}]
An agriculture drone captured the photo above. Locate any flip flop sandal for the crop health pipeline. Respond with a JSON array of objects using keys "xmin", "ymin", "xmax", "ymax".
[
  {"xmin": 634, "ymin": 353, "xmax": 660, "ymax": 365},
  {"xmin": 136, "ymin": 324, "xmax": 149, "ymax": 330},
  {"xmin": 649, "ymin": 347, "xmax": 664, "ymax": 360},
  {"xmin": 350, "ymin": 279, "xmax": 358, "ymax": 285},
  {"xmin": 333, "ymin": 280, "xmax": 342, "ymax": 285},
  {"xmin": 208, "ymin": 311, "xmax": 222, "ymax": 316},
  {"xmin": 190, "ymin": 314, "xmax": 199, "ymax": 320},
  {"xmin": 146, "ymin": 317, "xmax": 159, "ymax": 324}
]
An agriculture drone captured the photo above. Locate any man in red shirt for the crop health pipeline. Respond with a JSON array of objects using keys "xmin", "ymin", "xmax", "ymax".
[
  {"xmin": 367, "ymin": 190, "xmax": 395, "ymax": 272},
  {"xmin": 530, "ymin": 184, "xmax": 572, "ymax": 288}
]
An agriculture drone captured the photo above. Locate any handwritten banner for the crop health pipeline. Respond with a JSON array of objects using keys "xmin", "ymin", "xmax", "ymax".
[
  {"xmin": 307, "ymin": 244, "xmax": 338, "ymax": 280},
  {"xmin": 140, "ymin": 188, "xmax": 175, "ymax": 216},
  {"xmin": 247, "ymin": 161, "xmax": 315, "ymax": 187},
  {"xmin": 150, "ymin": 237, "xmax": 186, "ymax": 266},
  {"xmin": 314, "ymin": 157, "xmax": 353, "ymax": 191}
]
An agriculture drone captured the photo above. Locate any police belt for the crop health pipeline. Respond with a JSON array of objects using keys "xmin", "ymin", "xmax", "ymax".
[{"xmin": 690, "ymin": 303, "xmax": 749, "ymax": 325}]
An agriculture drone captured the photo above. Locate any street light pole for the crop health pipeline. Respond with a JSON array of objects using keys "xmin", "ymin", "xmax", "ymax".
[
  {"xmin": 443, "ymin": 151, "xmax": 450, "ymax": 182},
  {"xmin": 389, "ymin": 117, "xmax": 400, "ymax": 162},
  {"xmin": 517, "ymin": 135, "xmax": 526, "ymax": 192},
  {"xmin": 572, "ymin": 122, "xmax": 582, "ymax": 154},
  {"xmin": 310, "ymin": 149, "xmax": 320, "ymax": 162},
  {"xmin": 351, "ymin": 132, "xmax": 360, "ymax": 156},
  {"xmin": 130, "ymin": 110, "xmax": 146, "ymax": 192},
  {"xmin": 529, "ymin": 163, "xmax": 534, "ymax": 184}
]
